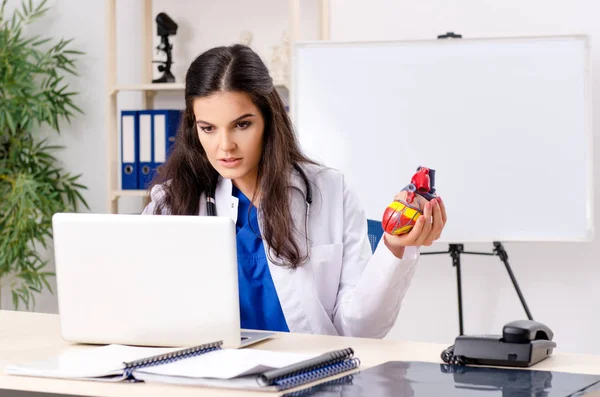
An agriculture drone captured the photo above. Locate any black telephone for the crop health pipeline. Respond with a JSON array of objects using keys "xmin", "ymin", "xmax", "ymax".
[{"xmin": 441, "ymin": 320, "xmax": 557, "ymax": 367}]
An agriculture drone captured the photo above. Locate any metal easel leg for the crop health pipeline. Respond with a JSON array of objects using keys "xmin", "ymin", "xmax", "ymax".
[
  {"xmin": 493, "ymin": 242, "xmax": 533, "ymax": 320},
  {"xmin": 449, "ymin": 244, "xmax": 464, "ymax": 335}
]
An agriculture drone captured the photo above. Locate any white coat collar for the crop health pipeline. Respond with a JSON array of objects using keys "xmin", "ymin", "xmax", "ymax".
[
  {"xmin": 213, "ymin": 176, "xmax": 238, "ymax": 222},
  {"xmin": 210, "ymin": 167, "xmax": 308, "ymax": 222}
]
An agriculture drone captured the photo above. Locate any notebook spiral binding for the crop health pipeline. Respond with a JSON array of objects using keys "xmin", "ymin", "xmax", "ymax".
[
  {"xmin": 122, "ymin": 341, "xmax": 223, "ymax": 378},
  {"xmin": 259, "ymin": 347, "xmax": 356, "ymax": 386},
  {"xmin": 274, "ymin": 358, "xmax": 360, "ymax": 391},
  {"xmin": 262, "ymin": 347, "xmax": 359, "ymax": 391},
  {"xmin": 281, "ymin": 373, "xmax": 355, "ymax": 397}
]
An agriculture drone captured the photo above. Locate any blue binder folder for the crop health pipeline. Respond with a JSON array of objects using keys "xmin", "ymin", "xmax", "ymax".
[
  {"xmin": 148, "ymin": 109, "xmax": 182, "ymax": 187},
  {"xmin": 137, "ymin": 110, "xmax": 154, "ymax": 190},
  {"xmin": 120, "ymin": 110, "xmax": 139, "ymax": 190}
]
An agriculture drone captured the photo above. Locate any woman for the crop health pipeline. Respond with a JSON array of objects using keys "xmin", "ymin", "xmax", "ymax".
[{"xmin": 142, "ymin": 44, "xmax": 447, "ymax": 338}]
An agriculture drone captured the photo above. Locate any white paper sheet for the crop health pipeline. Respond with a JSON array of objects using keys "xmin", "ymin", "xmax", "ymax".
[
  {"xmin": 135, "ymin": 348, "xmax": 318, "ymax": 380},
  {"xmin": 5, "ymin": 344, "xmax": 180, "ymax": 379}
]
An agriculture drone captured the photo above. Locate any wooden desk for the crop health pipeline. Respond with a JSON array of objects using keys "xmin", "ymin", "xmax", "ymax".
[{"xmin": 2, "ymin": 309, "xmax": 600, "ymax": 396}]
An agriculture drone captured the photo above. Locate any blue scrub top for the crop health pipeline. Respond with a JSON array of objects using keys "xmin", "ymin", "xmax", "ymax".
[{"xmin": 232, "ymin": 185, "xmax": 289, "ymax": 332}]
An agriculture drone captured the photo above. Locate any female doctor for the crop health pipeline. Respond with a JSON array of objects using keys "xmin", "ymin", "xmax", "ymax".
[{"xmin": 142, "ymin": 44, "xmax": 447, "ymax": 339}]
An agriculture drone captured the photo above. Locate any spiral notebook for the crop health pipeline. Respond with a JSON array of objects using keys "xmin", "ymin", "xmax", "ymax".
[
  {"xmin": 132, "ymin": 346, "xmax": 361, "ymax": 391},
  {"xmin": 5, "ymin": 341, "xmax": 360, "ymax": 391},
  {"xmin": 4, "ymin": 341, "xmax": 223, "ymax": 381}
]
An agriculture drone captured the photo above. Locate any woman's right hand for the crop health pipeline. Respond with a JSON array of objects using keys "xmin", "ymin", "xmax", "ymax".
[{"xmin": 384, "ymin": 195, "xmax": 447, "ymax": 248}]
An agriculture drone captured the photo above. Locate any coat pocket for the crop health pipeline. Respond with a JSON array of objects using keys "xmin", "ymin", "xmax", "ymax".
[{"xmin": 309, "ymin": 243, "xmax": 343, "ymax": 315}]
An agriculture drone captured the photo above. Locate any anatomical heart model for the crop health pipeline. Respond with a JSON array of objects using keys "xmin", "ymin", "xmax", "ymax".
[{"xmin": 382, "ymin": 166, "xmax": 439, "ymax": 235}]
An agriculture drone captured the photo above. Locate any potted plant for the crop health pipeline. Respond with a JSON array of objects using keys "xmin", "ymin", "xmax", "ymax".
[{"xmin": 0, "ymin": 0, "xmax": 89, "ymax": 310}]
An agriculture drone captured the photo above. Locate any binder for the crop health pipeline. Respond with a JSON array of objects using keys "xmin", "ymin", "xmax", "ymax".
[
  {"xmin": 120, "ymin": 110, "xmax": 139, "ymax": 190},
  {"xmin": 150, "ymin": 109, "xmax": 182, "ymax": 185},
  {"xmin": 137, "ymin": 110, "xmax": 153, "ymax": 190},
  {"xmin": 135, "ymin": 109, "xmax": 182, "ymax": 190}
]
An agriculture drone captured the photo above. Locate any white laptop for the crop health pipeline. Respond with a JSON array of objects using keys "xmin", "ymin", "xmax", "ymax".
[{"xmin": 51, "ymin": 212, "xmax": 274, "ymax": 349}]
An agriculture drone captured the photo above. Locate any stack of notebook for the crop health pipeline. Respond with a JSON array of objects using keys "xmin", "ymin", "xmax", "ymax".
[{"xmin": 5, "ymin": 340, "xmax": 360, "ymax": 392}]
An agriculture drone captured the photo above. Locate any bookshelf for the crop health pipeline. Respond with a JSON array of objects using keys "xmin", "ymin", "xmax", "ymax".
[{"xmin": 105, "ymin": 0, "xmax": 329, "ymax": 214}]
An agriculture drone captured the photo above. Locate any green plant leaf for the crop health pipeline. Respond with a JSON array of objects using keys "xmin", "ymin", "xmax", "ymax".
[
  {"xmin": 11, "ymin": 291, "xmax": 19, "ymax": 310},
  {"xmin": 5, "ymin": 111, "xmax": 16, "ymax": 134},
  {"xmin": 0, "ymin": 0, "xmax": 86, "ymax": 311},
  {"xmin": 32, "ymin": 36, "xmax": 50, "ymax": 46},
  {"xmin": 40, "ymin": 270, "xmax": 54, "ymax": 289}
]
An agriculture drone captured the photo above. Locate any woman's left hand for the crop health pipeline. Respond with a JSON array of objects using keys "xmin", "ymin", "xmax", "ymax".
[{"xmin": 383, "ymin": 196, "xmax": 447, "ymax": 258}]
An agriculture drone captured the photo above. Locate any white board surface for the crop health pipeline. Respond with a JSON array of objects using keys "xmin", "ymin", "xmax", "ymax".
[{"xmin": 291, "ymin": 36, "xmax": 593, "ymax": 243}]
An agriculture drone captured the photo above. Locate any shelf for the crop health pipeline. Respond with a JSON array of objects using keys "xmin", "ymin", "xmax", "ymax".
[
  {"xmin": 273, "ymin": 79, "xmax": 289, "ymax": 89},
  {"xmin": 112, "ymin": 80, "xmax": 288, "ymax": 94},
  {"xmin": 112, "ymin": 83, "xmax": 185, "ymax": 93},
  {"xmin": 112, "ymin": 190, "xmax": 150, "ymax": 199}
]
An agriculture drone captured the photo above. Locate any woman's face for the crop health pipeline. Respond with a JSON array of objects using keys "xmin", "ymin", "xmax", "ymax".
[{"xmin": 193, "ymin": 91, "xmax": 265, "ymax": 189}]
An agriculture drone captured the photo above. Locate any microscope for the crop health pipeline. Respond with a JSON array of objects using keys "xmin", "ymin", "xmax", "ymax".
[{"xmin": 153, "ymin": 12, "xmax": 177, "ymax": 83}]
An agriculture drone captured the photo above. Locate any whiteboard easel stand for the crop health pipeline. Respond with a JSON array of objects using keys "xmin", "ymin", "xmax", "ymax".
[
  {"xmin": 420, "ymin": 33, "xmax": 534, "ymax": 336},
  {"xmin": 422, "ymin": 242, "xmax": 533, "ymax": 336}
]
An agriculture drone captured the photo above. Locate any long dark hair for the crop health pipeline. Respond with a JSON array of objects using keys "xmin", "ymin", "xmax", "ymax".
[{"xmin": 150, "ymin": 44, "xmax": 317, "ymax": 268}]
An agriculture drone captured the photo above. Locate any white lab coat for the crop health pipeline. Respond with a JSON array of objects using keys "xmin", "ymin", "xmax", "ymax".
[{"xmin": 142, "ymin": 163, "xmax": 420, "ymax": 339}]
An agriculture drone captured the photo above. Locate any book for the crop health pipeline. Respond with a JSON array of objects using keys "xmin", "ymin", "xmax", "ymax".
[{"xmin": 5, "ymin": 340, "xmax": 360, "ymax": 391}]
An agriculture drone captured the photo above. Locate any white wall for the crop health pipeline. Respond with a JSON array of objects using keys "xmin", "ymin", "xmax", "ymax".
[{"xmin": 329, "ymin": 0, "xmax": 600, "ymax": 355}]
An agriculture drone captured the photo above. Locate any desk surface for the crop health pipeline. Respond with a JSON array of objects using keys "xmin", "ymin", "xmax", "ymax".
[{"xmin": 1, "ymin": 310, "xmax": 600, "ymax": 397}]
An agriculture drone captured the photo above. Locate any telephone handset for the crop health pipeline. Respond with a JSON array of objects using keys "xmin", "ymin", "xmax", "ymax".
[{"xmin": 441, "ymin": 320, "xmax": 557, "ymax": 367}]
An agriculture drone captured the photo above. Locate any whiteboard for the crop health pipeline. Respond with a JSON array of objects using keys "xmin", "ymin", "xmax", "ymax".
[{"xmin": 291, "ymin": 36, "xmax": 593, "ymax": 243}]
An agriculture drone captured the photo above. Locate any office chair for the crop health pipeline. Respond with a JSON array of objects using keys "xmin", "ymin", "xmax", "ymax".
[{"xmin": 367, "ymin": 219, "xmax": 384, "ymax": 253}]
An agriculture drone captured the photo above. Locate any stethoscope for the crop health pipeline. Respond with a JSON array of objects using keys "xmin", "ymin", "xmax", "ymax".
[{"xmin": 205, "ymin": 163, "xmax": 313, "ymax": 265}]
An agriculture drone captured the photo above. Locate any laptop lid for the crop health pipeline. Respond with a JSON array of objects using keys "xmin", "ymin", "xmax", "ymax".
[{"xmin": 52, "ymin": 213, "xmax": 243, "ymax": 348}]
